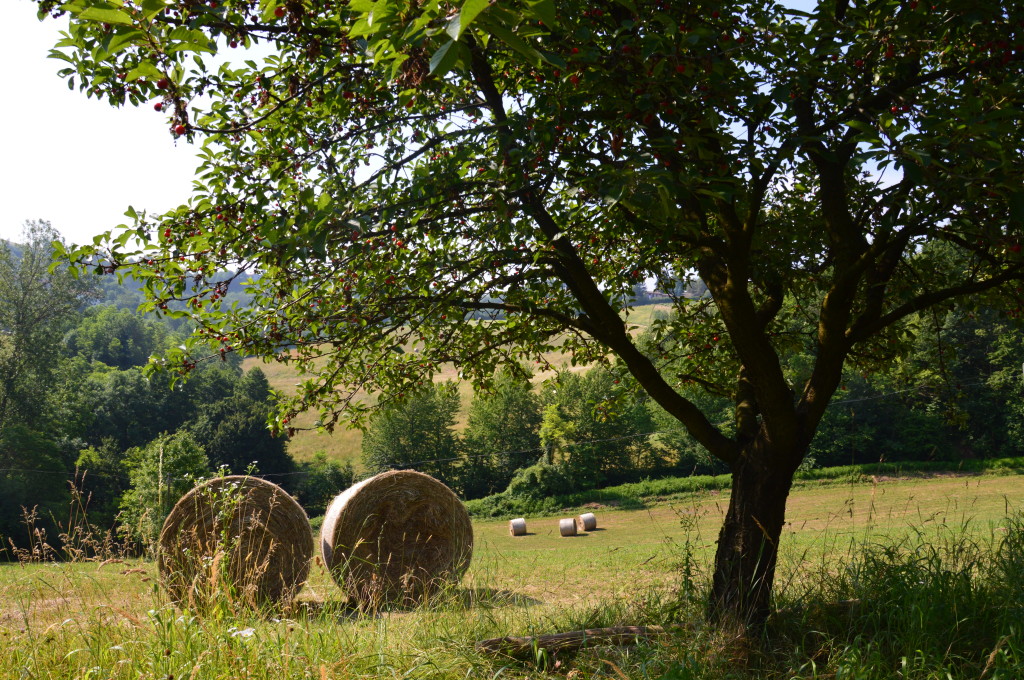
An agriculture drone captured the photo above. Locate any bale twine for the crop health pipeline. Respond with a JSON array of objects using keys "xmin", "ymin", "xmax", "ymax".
[
  {"xmin": 320, "ymin": 470, "xmax": 473, "ymax": 605},
  {"xmin": 578, "ymin": 512, "xmax": 597, "ymax": 532},
  {"xmin": 559, "ymin": 518, "xmax": 578, "ymax": 537},
  {"xmin": 509, "ymin": 518, "xmax": 527, "ymax": 536},
  {"xmin": 158, "ymin": 476, "xmax": 312, "ymax": 610}
]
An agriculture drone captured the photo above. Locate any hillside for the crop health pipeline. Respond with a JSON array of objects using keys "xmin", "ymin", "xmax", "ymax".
[{"xmin": 242, "ymin": 304, "xmax": 674, "ymax": 468}]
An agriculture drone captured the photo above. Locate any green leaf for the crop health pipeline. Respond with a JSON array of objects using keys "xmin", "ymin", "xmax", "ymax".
[
  {"xmin": 125, "ymin": 62, "xmax": 165, "ymax": 81},
  {"xmin": 478, "ymin": 17, "xmax": 544, "ymax": 68},
  {"xmin": 524, "ymin": 0, "xmax": 556, "ymax": 28},
  {"xmin": 429, "ymin": 40, "xmax": 468, "ymax": 76},
  {"xmin": 446, "ymin": 0, "xmax": 491, "ymax": 40},
  {"xmin": 166, "ymin": 41, "xmax": 217, "ymax": 55},
  {"xmin": 105, "ymin": 29, "xmax": 146, "ymax": 56},
  {"xmin": 259, "ymin": 0, "xmax": 280, "ymax": 22},
  {"xmin": 79, "ymin": 7, "xmax": 134, "ymax": 26},
  {"xmin": 140, "ymin": 0, "xmax": 168, "ymax": 20},
  {"xmin": 900, "ymin": 159, "xmax": 922, "ymax": 184}
]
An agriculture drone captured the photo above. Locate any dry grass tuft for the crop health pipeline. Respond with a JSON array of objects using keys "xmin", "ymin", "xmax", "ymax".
[{"xmin": 158, "ymin": 475, "xmax": 313, "ymax": 611}]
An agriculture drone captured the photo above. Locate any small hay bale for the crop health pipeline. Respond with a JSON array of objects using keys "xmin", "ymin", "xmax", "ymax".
[
  {"xmin": 578, "ymin": 512, "xmax": 597, "ymax": 531},
  {"xmin": 320, "ymin": 470, "xmax": 473, "ymax": 604},
  {"xmin": 559, "ymin": 518, "xmax": 578, "ymax": 537},
  {"xmin": 158, "ymin": 476, "xmax": 312, "ymax": 610},
  {"xmin": 509, "ymin": 518, "xmax": 527, "ymax": 536}
]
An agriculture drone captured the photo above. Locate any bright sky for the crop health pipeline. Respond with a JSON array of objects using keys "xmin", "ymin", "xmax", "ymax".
[{"xmin": 1, "ymin": 0, "xmax": 201, "ymax": 245}]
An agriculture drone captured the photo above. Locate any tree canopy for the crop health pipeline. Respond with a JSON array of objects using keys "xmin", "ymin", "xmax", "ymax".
[{"xmin": 39, "ymin": 0, "xmax": 1024, "ymax": 628}]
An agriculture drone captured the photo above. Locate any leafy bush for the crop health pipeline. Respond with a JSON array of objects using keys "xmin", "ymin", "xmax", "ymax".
[
  {"xmin": 118, "ymin": 431, "xmax": 210, "ymax": 553},
  {"xmin": 290, "ymin": 452, "xmax": 355, "ymax": 517},
  {"xmin": 505, "ymin": 460, "xmax": 574, "ymax": 500}
]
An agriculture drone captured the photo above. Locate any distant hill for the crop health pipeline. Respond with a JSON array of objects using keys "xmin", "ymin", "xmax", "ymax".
[{"xmin": 95, "ymin": 267, "xmax": 258, "ymax": 311}]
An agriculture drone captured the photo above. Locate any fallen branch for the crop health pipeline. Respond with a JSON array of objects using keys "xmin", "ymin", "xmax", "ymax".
[{"xmin": 475, "ymin": 625, "xmax": 676, "ymax": 659}]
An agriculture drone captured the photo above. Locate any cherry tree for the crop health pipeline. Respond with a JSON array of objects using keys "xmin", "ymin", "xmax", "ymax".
[{"xmin": 39, "ymin": 0, "xmax": 1024, "ymax": 628}]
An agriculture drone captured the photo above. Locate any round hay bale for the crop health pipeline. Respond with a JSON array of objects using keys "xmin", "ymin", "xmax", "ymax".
[
  {"xmin": 559, "ymin": 518, "xmax": 578, "ymax": 537},
  {"xmin": 578, "ymin": 512, "xmax": 597, "ymax": 532},
  {"xmin": 509, "ymin": 518, "xmax": 527, "ymax": 536},
  {"xmin": 320, "ymin": 470, "xmax": 473, "ymax": 604},
  {"xmin": 158, "ymin": 476, "xmax": 312, "ymax": 610}
]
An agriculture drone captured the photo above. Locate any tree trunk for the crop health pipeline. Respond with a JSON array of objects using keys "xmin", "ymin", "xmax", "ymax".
[{"xmin": 708, "ymin": 445, "xmax": 797, "ymax": 633}]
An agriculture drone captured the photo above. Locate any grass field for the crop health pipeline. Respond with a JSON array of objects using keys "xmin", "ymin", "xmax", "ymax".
[{"xmin": 3, "ymin": 471, "xmax": 1024, "ymax": 679}]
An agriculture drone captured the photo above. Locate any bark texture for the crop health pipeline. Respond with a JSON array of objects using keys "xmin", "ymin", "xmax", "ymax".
[{"xmin": 708, "ymin": 447, "xmax": 796, "ymax": 632}]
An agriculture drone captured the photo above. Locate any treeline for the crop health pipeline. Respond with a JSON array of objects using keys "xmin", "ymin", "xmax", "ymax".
[
  {"xmin": 362, "ymin": 306, "xmax": 1024, "ymax": 505},
  {"xmin": 360, "ymin": 366, "xmax": 728, "ymax": 504},
  {"xmin": 0, "ymin": 222, "xmax": 349, "ymax": 558}
]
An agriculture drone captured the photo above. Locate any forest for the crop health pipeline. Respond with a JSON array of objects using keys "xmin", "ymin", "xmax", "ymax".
[{"xmin": 4, "ymin": 220, "xmax": 1024, "ymax": 558}]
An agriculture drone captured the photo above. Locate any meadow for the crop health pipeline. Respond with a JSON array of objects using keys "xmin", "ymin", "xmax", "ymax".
[{"xmin": 3, "ymin": 471, "xmax": 1024, "ymax": 679}]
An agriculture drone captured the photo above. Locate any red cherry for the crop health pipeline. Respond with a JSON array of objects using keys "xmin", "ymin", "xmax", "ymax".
[
  {"xmin": 1011, "ymin": 244, "xmax": 1021, "ymax": 253},
  {"xmin": 154, "ymin": 102, "xmax": 163, "ymax": 112},
  {"xmin": 156, "ymin": 78, "xmax": 169, "ymax": 89},
  {"xmin": 174, "ymin": 124, "xmax": 187, "ymax": 135},
  {"xmin": 274, "ymin": 6, "xmax": 285, "ymax": 18},
  {"xmin": 855, "ymin": 59, "xmax": 865, "ymax": 68},
  {"xmin": 676, "ymin": 64, "xmax": 686, "ymax": 73}
]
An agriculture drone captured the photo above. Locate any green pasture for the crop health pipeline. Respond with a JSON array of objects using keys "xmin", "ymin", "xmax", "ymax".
[{"xmin": 3, "ymin": 472, "xmax": 1024, "ymax": 679}]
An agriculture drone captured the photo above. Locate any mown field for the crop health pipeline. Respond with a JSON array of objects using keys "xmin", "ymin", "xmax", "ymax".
[
  {"xmin": 245, "ymin": 305, "xmax": 674, "ymax": 467},
  {"xmin": 3, "ymin": 471, "xmax": 1024, "ymax": 679}
]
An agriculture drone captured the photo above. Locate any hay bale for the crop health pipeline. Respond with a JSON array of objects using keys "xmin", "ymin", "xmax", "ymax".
[
  {"xmin": 509, "ymin": 518, "xmax": 527, "ymax": 536},
  {"xmin": 578, "ymin": 512, "xmax": 597, "ymax": 531},
  {"xmin": 158, "ymin": 475, "xmax": 312, "ymax": 609},
  {"xmin": 320, "ymin": 470, "xmax": 473, "ymax": 604},
  {"xmin": 559, "ymin": 518, "xmax": 578, "ymax": 536}
]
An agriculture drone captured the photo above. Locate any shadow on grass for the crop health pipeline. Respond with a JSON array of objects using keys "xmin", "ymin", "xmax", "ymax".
[{"xmin": 460, "ymin": 587, "xmax": 542, "ymax": 608}]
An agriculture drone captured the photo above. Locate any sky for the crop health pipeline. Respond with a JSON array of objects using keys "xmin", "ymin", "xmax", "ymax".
[{"xmin": 1, "ymin": 0, "xmax": 201, "ymax": 245}]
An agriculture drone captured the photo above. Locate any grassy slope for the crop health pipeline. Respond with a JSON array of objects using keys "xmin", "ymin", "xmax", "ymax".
[{"xmin": 246, "ymin": 304, "xmax": 674, "ymax": 468}]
